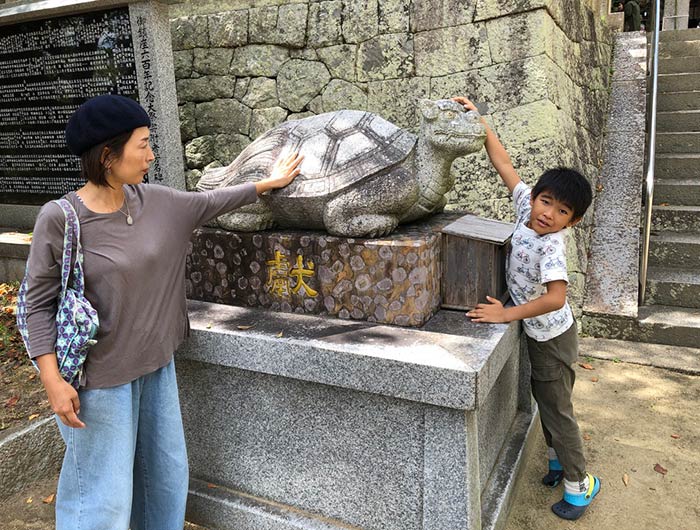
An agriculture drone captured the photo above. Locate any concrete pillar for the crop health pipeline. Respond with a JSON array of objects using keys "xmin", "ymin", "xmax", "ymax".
[{"xmin": 664, "ymin": 0, "xmax": 691, "ymax": 29}]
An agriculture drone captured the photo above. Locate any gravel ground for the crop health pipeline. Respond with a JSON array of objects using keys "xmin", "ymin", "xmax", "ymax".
[{"xmin": 2, "ymin": 345, "xmax": 698, "ymax": 530}]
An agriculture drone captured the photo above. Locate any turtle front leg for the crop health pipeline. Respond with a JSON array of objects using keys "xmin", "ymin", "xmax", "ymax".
[
  {"xmin": 323, "ymin": 168, "xmax": 418, "ymax": 238},
  {"xmin": 217, "ymin": 202, "xmax": 275, "ymax": 231}
]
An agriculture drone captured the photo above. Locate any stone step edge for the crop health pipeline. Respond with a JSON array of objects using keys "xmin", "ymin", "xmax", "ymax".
[
  {"xmin": 646, "ymin": 267, "xmax": 700, "ymax": 284},
  {"xmin": 657, "ymin": 94, "xmax": 700, "ymax": 98},
  {"xmin": 652, "ymin": 204, "xmax": 700, "ymax": 212},
  {"xmin": 649, "ymin": 230, "xmax": 700, "ymax": 243},
  {"xmin": 581, "ymin": 305, "xmax": 700, "ymax": 351},
  {"xmin": 654, "ymin": 178, "xmax": 700, "ymax": 186},
  {"xmin": 579, "ymin": 336, "xmax": 700, "ymax": 376},
  {"xmin": 479, "ymin": 410, "xmax": 539, "ymax": 530},
  {"xmin": 0, "ymin": 230, "xmax": 31, "ymax": 259},
  {"xmin": 658, "ymin": 109, "xmax": 700, "ymax": 115},
  {"xmin": 659, "ymin": 28, "xmax": 700, "ymax": 42},
  {"xmin": 656, "ymin": 153, "xmax": 700, "ymax": 159}
]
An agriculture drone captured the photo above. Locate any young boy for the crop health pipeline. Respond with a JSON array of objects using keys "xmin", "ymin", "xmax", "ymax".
[{"xmin": 452, "ymin": 96, "xmax": 600, "ymax": 520}]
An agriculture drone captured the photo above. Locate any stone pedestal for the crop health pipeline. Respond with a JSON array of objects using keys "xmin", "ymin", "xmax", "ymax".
[
  {"xmin": 176, "ymin": 301, "xmax": 537, "ymax": 530},
  {"xmin": 186, "ymin": 216, "xmax": 458, "ymax": 327}
]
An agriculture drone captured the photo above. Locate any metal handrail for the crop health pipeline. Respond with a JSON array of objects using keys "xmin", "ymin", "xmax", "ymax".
[{"xmin": 639, "ymin": 0, "xmax": 662, "ymax": 305}]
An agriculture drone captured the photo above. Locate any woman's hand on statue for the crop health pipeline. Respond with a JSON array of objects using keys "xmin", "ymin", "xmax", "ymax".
[{"xmin": 255, "ymin": 151, "xmax": 304, "ymax": 195}]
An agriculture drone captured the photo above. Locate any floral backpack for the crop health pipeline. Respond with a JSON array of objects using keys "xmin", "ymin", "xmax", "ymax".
[{"xmin": 16, "ymin": 199, "xmax": 99, "ymax": 389}]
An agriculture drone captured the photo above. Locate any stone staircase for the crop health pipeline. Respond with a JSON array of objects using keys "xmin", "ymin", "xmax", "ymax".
[
  {"xmin": 644, "ymin": 29, "xmax": 700, "ymax": 336},
  {"xmin": 584, "ymin": 29, "xmax": 700, "ymax": 349}
]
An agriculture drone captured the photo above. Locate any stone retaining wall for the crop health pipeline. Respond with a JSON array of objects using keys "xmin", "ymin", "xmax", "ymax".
[
  {"xmin": 0, "ymin": 417, "xmax": 63, "ymax": 502},
  {"xmin": 169, "ymin": 0, "xmax": 614, "ymax": 316}
]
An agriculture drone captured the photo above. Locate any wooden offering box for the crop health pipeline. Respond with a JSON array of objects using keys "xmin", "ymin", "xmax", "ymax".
[{"xmin": 441, "ymin": 214, "xmax": 514, "ymax": 311}]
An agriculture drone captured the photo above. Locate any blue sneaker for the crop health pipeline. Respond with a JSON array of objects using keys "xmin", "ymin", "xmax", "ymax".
[
  {"xmin": 542, "ymin": 458, "xmax": 564, "ymax": 487},
  {"xmin": 551, "ymin": 474, "xmax": 601, "ymax": 520}
]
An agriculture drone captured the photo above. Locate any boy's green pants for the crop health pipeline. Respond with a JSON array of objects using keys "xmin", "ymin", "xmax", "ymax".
[{"xmin": 526, "ymin": 322, "xmax": 587, "ymax": 482}]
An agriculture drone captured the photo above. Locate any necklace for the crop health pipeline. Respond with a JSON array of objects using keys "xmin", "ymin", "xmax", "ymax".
[{"xmin": 117, "ymin": 197, "xmax": 133, "ymax": 225}]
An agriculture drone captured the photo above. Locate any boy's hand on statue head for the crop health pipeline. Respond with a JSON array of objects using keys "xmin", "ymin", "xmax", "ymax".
[
  {"xmin": 466, "ymin": 296, "xmax": 507, "ymax": 323},
  {"xmin": 451, "ymin": 96, "xmax": 478, "ymax": 113},
  {"xmin": 451, "ymin": 97, "xmax": 488, "ymax": 126}
]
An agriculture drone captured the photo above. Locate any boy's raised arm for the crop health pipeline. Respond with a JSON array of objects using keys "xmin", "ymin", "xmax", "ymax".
[{"xmin": 452, "ymin": 97, "xmax": 522, "ymax": 193}]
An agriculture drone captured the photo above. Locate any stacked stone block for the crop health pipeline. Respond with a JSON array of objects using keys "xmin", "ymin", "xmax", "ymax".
[{"xmin": 170, "ymin": 0, "xmax": 613, "ymax": 315}]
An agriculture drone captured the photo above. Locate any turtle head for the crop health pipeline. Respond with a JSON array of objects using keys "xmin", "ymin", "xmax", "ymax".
[{"xmin": 418, "ymin": 99, "xmax": 486, "ymax": 157}]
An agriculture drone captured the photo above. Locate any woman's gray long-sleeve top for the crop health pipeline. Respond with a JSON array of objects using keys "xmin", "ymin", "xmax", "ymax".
[{"xmin": 23, "ymin": 182, "xmax": 258, "ymax": 389}]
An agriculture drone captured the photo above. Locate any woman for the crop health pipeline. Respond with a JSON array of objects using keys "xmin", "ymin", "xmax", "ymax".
[{"xmin": 22, "ymin": 94, "xmax": 302, "ymax": 530}]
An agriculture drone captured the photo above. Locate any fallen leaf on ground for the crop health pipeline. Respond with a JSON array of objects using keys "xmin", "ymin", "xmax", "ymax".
[
  {"xmin": 4, "ymin": 394, "xmax": 19, "ymax": 408},
  {"xmin": 26, "ymin": 497, "xmax": 33, "ymax": 504},
  {"xmin": 28, "ymin": 373, "xmax": 36, "ymax": 381},
  {"xmin": 623, "ymin": 473, "xmax": 629, "ymax": 486},
  {"xmin": 670, "ymin": 434, "xmax": 680, "ymax": 439},
  {"xmin": 653, "ymin": 463, "xmax": 667, "ymax": 475},
  {"xmin": 207, "ymin": 483, "xmax": 218, "ymax": 489},
  {"xmin": 583, "ymin": 433, "xmax": 592, "ymax": 441},
  {"xmin": 28, "ymin": 413, "xmax": 39, "ymax": 420},
  {"xmin": 591, "ymin": 376, "xmax": 599, "ymax": 382},
  {"xmin": 276, "ymin": 331, "xmax": 284, "ymax": 338},
  {"xmin": 578, "ymin": 363, "xmax": 594, "ymax": 370},
  {"xmin": 42, "ymin": 493, "xmax": 55, "ymax": 504},
  {"xmin": 237, "ymin": 325, "xmax": 255, "ymax": 330},
  {"xmin": 596, "ymin": 183, "xmax": 604, "ymax": 192}
]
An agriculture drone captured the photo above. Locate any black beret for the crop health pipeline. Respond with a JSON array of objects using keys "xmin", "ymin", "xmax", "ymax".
[{"xmin": 65, "ymin": 94, "xmax": 151, "ymax": 156}]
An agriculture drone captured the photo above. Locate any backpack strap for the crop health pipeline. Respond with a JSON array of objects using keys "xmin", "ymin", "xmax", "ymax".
[{"xmin": 52, "ymin": 198, "xmax": 86, "ymax": 297}]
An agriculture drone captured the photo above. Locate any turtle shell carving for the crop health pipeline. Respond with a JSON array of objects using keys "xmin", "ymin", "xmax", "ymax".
[
  {"xmin": 197, "ymin": 99, "xmax": 486, "ymax": 238},
  {"xmin": 198, "ymin": 110, "xmax": 416, "ymax": 198}
]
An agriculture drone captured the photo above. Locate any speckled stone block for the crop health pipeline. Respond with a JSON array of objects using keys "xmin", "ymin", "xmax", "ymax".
[
  {"xmin": 186, "ymin": 219, "xmax": 450, "ymax": 327},
  {"xmin": 177, "ymin": 301, "xmax": 535, "ymax": 530},
  {"xmin": 0, "ymin": 418, "xmax": 63, "ymax": 502}
]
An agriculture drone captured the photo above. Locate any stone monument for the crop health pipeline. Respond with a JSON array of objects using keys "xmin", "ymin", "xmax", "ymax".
[
  {"xmin": 196, "ymin": 99, "xmax": 486, "ymax": 238},
  {"xmin": 0, "ymin": 0, "xmax": 182, "ymax": 229},
  {"xmin": 179, "ymin": 96, "xmax": 534, "ymax": 530},
  {"xmin": 186, "ymin": 99, "xmax": 488, "ymax": 326}
]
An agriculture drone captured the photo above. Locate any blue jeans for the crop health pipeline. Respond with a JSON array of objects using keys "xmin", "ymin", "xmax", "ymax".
[{"xmin": 55, "ymin": 359, "xmax": 189, "ymax": 530}]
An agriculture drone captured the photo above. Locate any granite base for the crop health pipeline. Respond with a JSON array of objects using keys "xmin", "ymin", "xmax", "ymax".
[{"xmin": 176, "ymin": 301, "xmax": 536, "ymax": 530}]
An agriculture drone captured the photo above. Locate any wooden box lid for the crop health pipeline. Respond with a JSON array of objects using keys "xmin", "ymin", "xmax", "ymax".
[{"xmin": 440, "ymin": 214, "xmax": 514, "ymax": 244}]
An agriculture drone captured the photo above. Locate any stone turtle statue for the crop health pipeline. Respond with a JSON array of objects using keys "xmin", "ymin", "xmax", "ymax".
[{"xmin": 197, "ymin": 99, "xmax": 486, "ymax": 237}]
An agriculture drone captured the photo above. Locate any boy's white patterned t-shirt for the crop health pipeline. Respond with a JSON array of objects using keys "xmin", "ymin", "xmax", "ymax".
[{"xmin": 507, "ymin": 182, "xmax": 574, "ymax": 341}]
